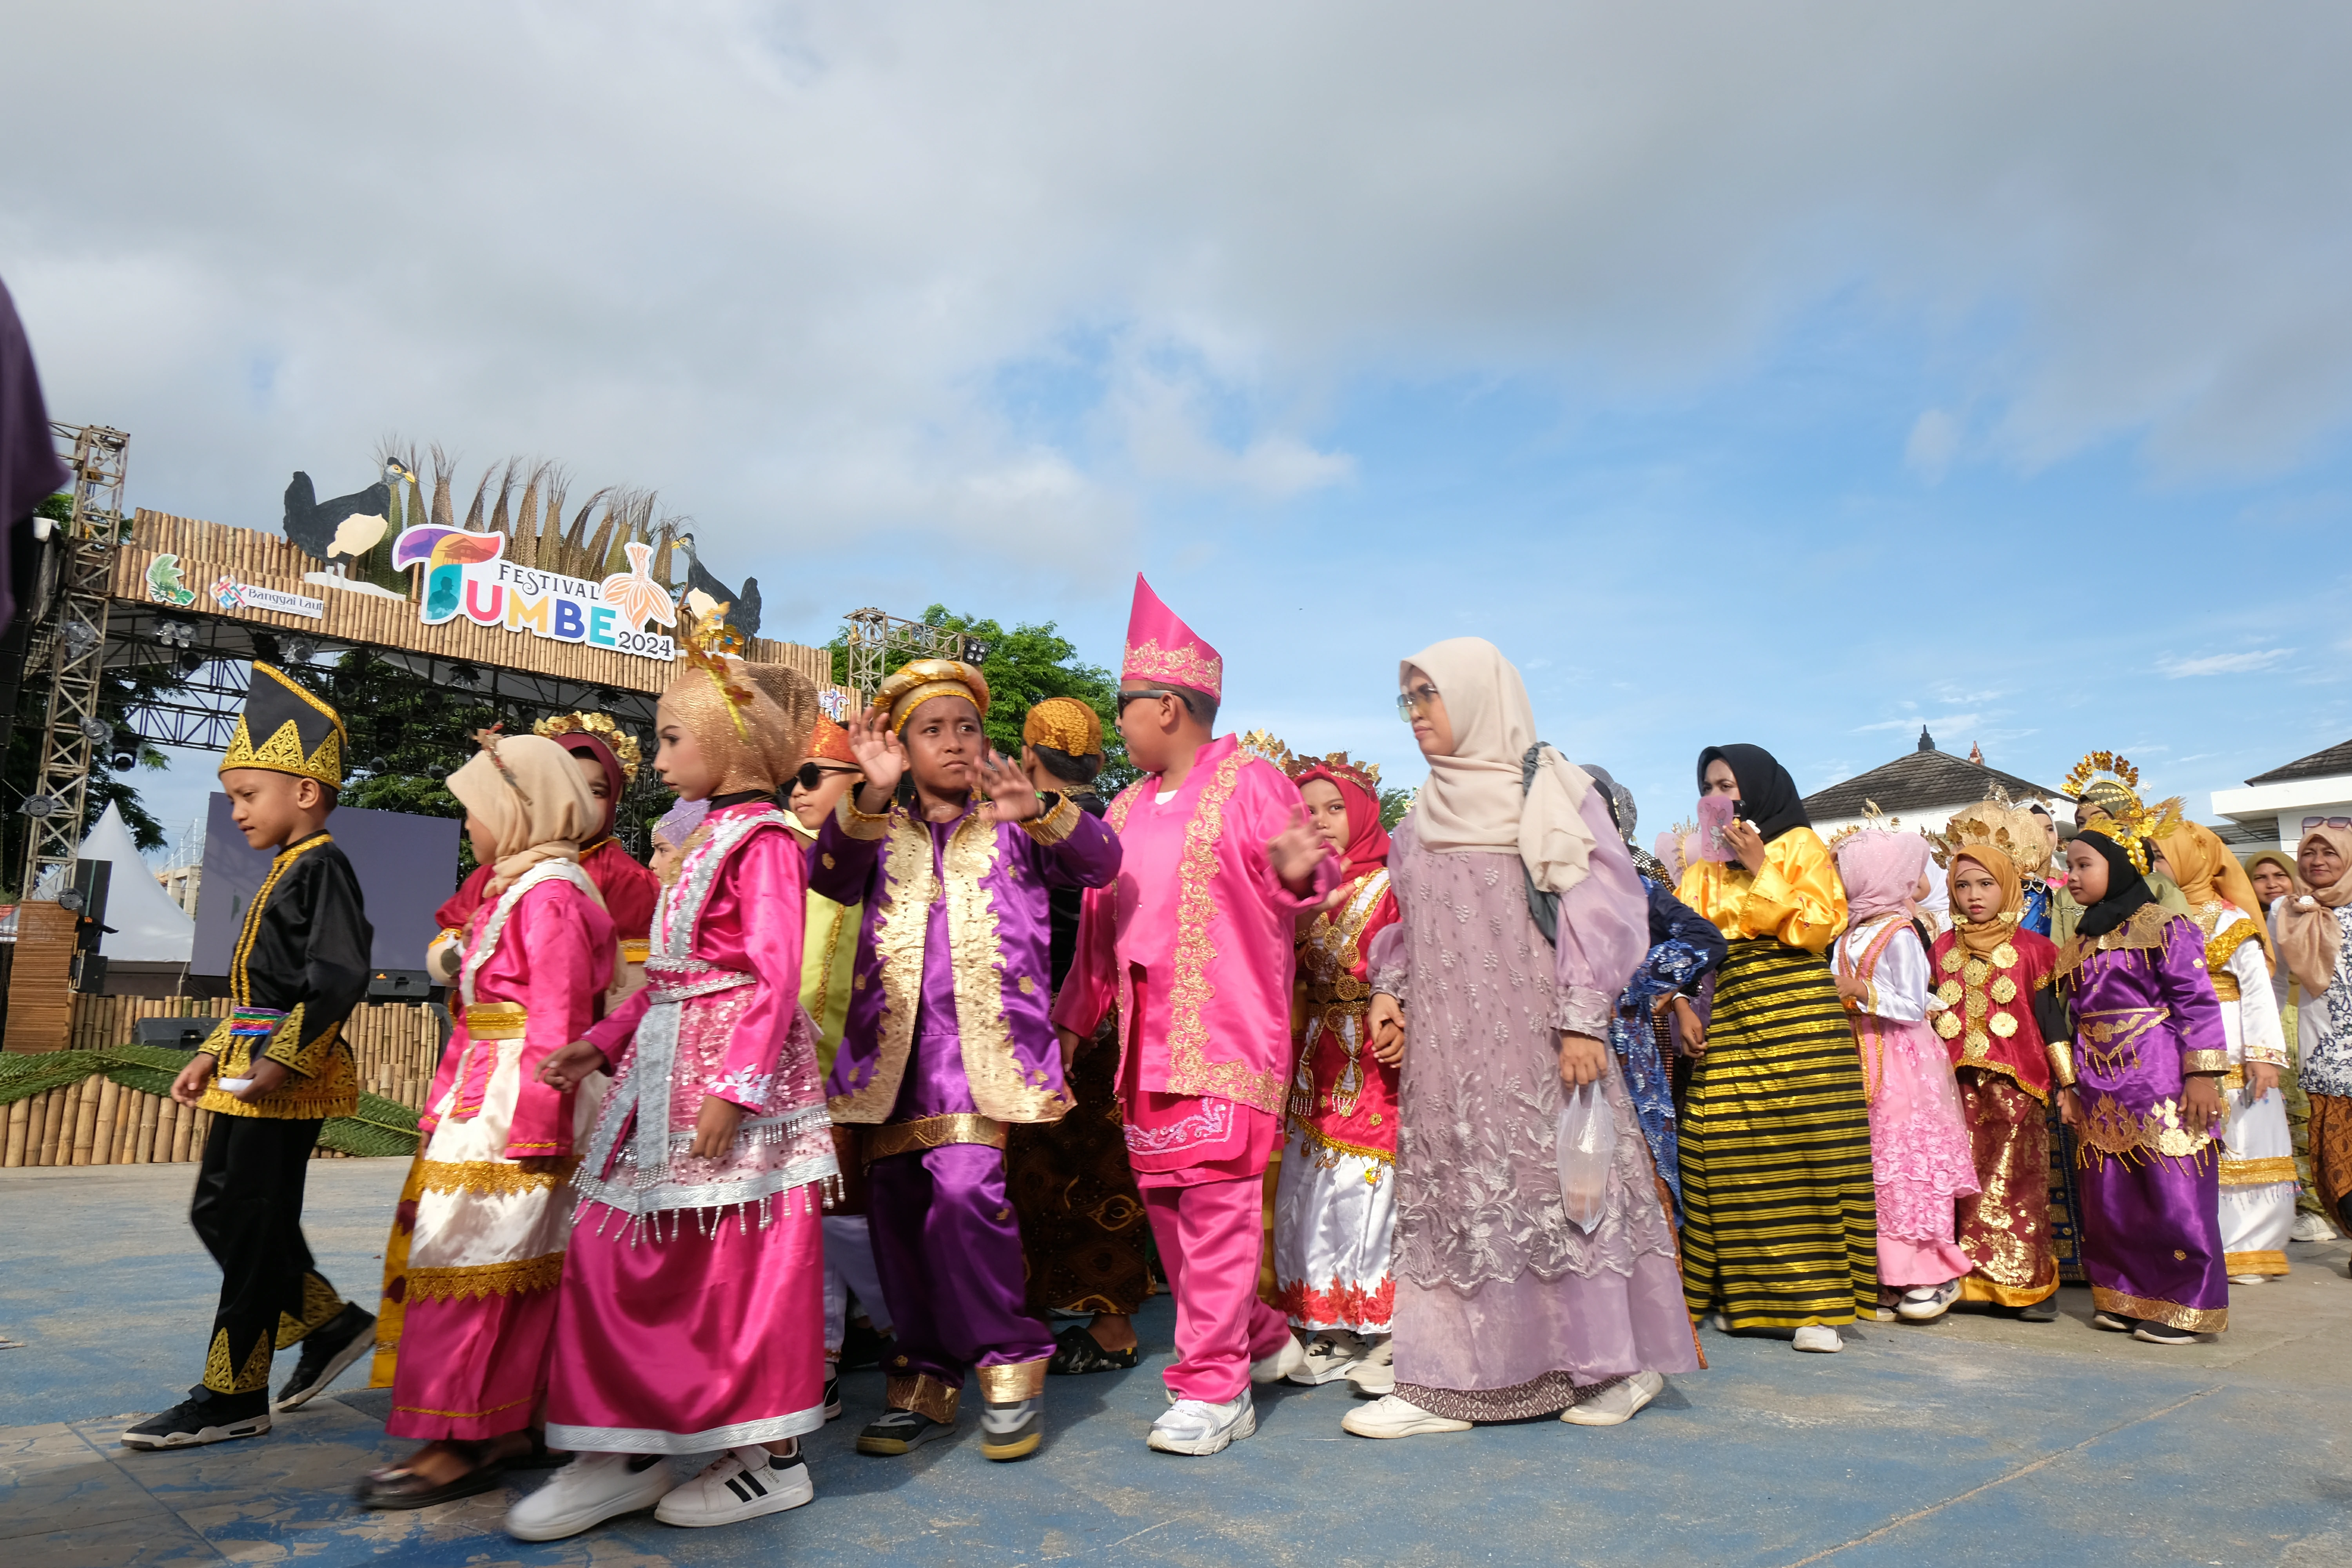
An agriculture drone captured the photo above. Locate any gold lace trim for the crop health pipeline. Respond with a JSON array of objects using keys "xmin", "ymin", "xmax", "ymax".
[
  {"xmin": 403, "ymin": 1251, "xmax": 566, "ymax": 1303},
  {"xmin": 417, "ymin": 1158, "xmax": 578, "ymax": 1196}
]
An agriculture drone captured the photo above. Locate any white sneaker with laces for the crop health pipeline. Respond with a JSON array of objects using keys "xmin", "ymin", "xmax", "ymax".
[
  {"xmin": 653, "ymin": 1446, "xmax": 812, "ymax": 1528},
  {"xmin": 1346, "ymin": 1338, "xmax": 1395, "ymax": 1397},
  {"xmin": 1341, "ymin": 1394, "xmax": 1472, "ymax": 1439},
  {"xmin": 505, "ymin": 1452, "xmax": 672, "ymax": 1541},
  {"xmin": 2291, "ymin": 1210, "xmax": 2339, "ymax": 1243},
  {"xmin": 1290, "ymin": 1331, "xmax": 1368, "ymax": 1386},
  {"xmin": 1791, "ymin": 1325, "xmax": 1843, "ymax": 1354},
  {"xmin": 1250, "ymin": 1334, "xmax": 1308, "ymax": 1385},
  {"xmin": 1896, "ymin": 1279, "xmax": 1962, "ymax": 1322},
  {"xmin": 1148, "ymin": 1392, "xmax": 1256, "ymax": 1455},
  {"xmin": 1561, "ymin": 1371, "xmax": 1664, "ymax": 1427}
]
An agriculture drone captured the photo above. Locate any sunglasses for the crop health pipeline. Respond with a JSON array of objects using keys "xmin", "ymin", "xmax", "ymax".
[
  {"xmin": 1118, "ymin": 689, "xmax": 1175, "ymax": 711},
  {"xmin": 1395, "ymin": 681, "xmax": 1440, "ymax": 721},
  {"xmin": 794, "ymin": 760, "xmax": 862, "ymax": 794}
]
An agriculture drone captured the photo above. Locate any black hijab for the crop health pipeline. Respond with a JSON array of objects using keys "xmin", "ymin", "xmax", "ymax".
[
  {"xmin": 1698, "ymin": 744, "xmax": 1811, "ymax": 843},
  {"xmin": 2072, "ymin": 829, "xmax": 2157, "ymax": 941}
]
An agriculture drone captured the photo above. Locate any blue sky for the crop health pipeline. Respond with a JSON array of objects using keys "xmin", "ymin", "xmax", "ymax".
[{"xmin": 5, "ymin": 3, "xmax": 2347, "ymax": 856}]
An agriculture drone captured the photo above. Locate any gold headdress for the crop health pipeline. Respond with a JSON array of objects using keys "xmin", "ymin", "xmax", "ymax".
[
  {"xmin": 1289, "ymin": 750, "xmax": 1383, "ymax": 797},
  {"xmin": 875, "ymin": 659, "xmax": 990, "ymax": 734},
  {"xmin": 1236, "ymin": 728, "xmax": 1298, "ymax": 772},
  {"xmin": 1022, "ymin": 696, "xmax": 1104, "ymax": 759},
  {"xmin": 659, "ymin": 612, "xmax": 801, "ymax": 796},
  {"xmin": 1929, "ymin": 785, "xmax": 2052, "ymax": 876},
  {"xmin": 533, "ymin": 711, "xmax": 642, "ymax": 784},
  {"xmin": 1826, "ymin": 799, "xmax": 1902, "ymax": 852},
  {"xmin": 218, "ymin": 662, "xmax": 346, "ymax": 789},
  {"xmin": 2065, "ymin": 751, "xmax": 2183, "ymax": 875}
]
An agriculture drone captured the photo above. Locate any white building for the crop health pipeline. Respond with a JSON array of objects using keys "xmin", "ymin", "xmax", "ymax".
[{"xmin": 2212, "ymin": 737, "xmax": 2352, "ymax": 852}]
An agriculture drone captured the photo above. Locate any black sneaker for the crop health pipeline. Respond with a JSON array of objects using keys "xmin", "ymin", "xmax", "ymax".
[
  {"xmin": 980, "ymin": 1397, "xmax": 1041, "ymax": 1462},
  {"xmin": 122, "ymin": 1391, "xmax": 270, "ymax": 1450},
  {"xmin": 823, "ymin": 1375, "xmax": 843, "ymax": 1422},
  {"xmin": 2132, "ymin": 1319, "xmax": 2198, "ymax": 1346},
  {"xmin": 2017, "ymin": 1297, "xmax": 2060, "ymax": 1323},
  {"xmin": 855, "ymin": 1408, "xmax": 949, "ymax": 1456},
  {"xmin": 275, "ymin": 1303, "xmax": 376, "ymax": 1411}
]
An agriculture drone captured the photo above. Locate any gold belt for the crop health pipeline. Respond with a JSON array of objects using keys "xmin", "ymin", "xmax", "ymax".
[
  {"xmin": 466, "ymin": 1004, "xmax": 529, "ymax": 1041},
  {"xmin": 865, "ymin": 1112, "xmax": 1006, "ymax": 1165},
  {"xmin": 2209, "ymin": 974, "xmax": 2240, "ymax": 1002}
]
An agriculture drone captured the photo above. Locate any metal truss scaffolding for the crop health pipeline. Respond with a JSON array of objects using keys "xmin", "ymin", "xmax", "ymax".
[
  {"xmin": 18, "ymin": 423, "xmax": 129, "ymax": 895},
  {"xmin": 840, "ymin": 608, "xmax": 981, "ymax": 706}
]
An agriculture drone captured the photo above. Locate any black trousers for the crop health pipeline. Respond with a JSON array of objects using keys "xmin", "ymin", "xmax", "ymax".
[{"xmin": 190, "ymin": 1114, "xmax": 345, "ymax": 1395}]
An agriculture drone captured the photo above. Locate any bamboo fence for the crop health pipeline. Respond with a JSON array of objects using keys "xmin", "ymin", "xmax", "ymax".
[
  {"xmin": 2, "ymin": 996, "xmax": 443, "ymax": 1168},
  {"xmin": 118, "ymin": 510, "xmax": 833, "ymax": 692}
]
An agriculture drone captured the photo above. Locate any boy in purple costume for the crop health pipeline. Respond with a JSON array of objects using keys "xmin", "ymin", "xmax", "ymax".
[
  {"xmin": 815, "ymin": 659, "xmax": 1122, "ymax": 1461},
  {"xmin": 2053, "ymin": 786, "xmax": 2232, "ymax": 1345}
]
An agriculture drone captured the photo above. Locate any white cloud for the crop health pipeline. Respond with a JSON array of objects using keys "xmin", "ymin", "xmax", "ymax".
[
  {"xmin": 1905, "ymin": 409, "xmax": 1960, "ymax": 481},
  {"xmin": 2158, "ymin": 649, "xmax": 2293, "ymax": 678},
  {"xmin": 4, "ymin": 0, "xmax": 2349, "ymax": 589}
]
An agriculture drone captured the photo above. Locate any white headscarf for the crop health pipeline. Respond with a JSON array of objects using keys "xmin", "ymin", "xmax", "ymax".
[{"xmin": 1401, "ymin": 637, "xmax": 1598, "ymax": 897}]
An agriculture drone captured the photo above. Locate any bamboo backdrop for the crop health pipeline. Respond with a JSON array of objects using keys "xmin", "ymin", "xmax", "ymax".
[
  {"xmin": 118, "ymin": 511, "xmax": 832, "ymax": 693},
  {"xmin": 2, "ymin": 996, "xmax": 443, "ymax": 1168}
]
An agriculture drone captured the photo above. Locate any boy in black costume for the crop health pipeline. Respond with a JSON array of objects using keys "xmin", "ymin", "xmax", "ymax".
[{"xmin": 122, "ymin": 664, "xmax": 377, "ymax": 1449}]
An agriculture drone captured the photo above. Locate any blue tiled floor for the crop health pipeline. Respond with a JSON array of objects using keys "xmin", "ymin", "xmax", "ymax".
[{"xmin": 4, "ymin": 1160, "xmax": 2347, "ymax": 1566}]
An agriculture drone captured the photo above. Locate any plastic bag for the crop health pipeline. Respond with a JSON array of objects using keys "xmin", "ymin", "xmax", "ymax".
[{"xmin": 1556, "ymin": 1080, "xmax": 1617, "ymax": 1232}]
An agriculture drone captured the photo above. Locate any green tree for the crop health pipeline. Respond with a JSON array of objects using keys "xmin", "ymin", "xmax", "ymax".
[
  {"xmin": 830, "ymin": 605, "xmax": 1137, "ymax": 797},
  {"xmin": 1378, "ymin": 785, "xmax": 1415, "ymax": 830}
]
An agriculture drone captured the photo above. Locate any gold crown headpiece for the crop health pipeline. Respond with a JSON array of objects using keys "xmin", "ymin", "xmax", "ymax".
[
  {"xmin": 533, "ymin": 710, "xmax": 643, "ymax": 784},
  {"xmin": 682, "ymin": 608, "xmax": 755, "ymax": 740},
  {"xmin": 1289, "ymin": 749, "xmax": 1383, "ymax": 798},
  {"xmin": 1927, "ymin": 786, "xmax": 2051, "ymax": 874},
  {"xmin": 2063, "ymin": 750, "xmax": 2140, "ymax": 800},
  {"xmin": 1236, "ymin": 728, "xmax": 1298, "ymax": 773},
  {"xmin": 1826, "ymin": 799, "xmax": 1902, "ymax": 853},
  {"xmin": 218, "ymin": 661, "xmax": 346, "ymax": 789},
  {"xmin": 2079, "ymin": 792, "xmax": 2186, "ymax": 876}
]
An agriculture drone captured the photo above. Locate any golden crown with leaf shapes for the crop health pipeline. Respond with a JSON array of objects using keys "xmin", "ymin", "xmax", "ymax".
[
  {"xmin": 1826, "ymin": 799, "xmax": 1904, "ymax": 853},
  {"xmin": 1291, "ymin": 750, "xmax": 1382, "ymax": 796},
  {"xmin": 1927, "ymin": 784, "xmax": 2053, "ymax": 875},
  {"xmin": 533, "ymin": 711, "xmax": 643, "ymax": 784},
  {"xmin": 1236, "ymin": 728, "xmax": 1298, "ymax": 773},
  {"xmin": 2065, "ymin": 750, "xmax": 2184, "ymax": 875}
]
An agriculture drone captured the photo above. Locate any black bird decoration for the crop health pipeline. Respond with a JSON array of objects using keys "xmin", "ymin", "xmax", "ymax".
[
  {"xmin": 283, "ymin": 468, "xmax": 394, "ymax": 563},
  {"xmin": 673, "ymin": 532, "xmax": 761, "ymax": 638}
]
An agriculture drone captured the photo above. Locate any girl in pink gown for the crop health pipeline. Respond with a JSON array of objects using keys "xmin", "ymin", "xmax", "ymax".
[
  {"xmin": 359, "ymin": 732, "xmax": 615, "ymax": 1510},
  {"xmin": 508, "ymin": 647, "xmax": 838, "ymax": 1541},
  {"xmin": 1830, "ymin": 828, "xmax": 1978, "ymax": 1322}
]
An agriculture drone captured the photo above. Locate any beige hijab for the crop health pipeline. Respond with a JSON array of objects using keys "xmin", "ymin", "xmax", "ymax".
[
  {"xmin": 2279, "ymin": 824, "xmax": 2352, "ymax": 995},
  {"xmin": 1402, "ymin": 636, "xmax": 1597, "ymax": 896},
  {"xmin": 447, "ymin": 732, "xmax": 606, "ymax": 899}
]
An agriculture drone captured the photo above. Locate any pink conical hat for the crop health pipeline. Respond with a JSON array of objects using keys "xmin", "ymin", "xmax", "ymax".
[{"xmin": 1121, "ymin": 573, "xmax": 1223, "ymax": 698}]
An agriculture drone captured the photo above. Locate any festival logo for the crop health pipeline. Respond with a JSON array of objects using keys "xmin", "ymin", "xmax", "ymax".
[
  {"xmin": 392, "ymin": 524, "xmax": 679, "ymax": 661},
  {"xmin": 144, "ymin": 553, "xmax": 197, "ymax": 608}
]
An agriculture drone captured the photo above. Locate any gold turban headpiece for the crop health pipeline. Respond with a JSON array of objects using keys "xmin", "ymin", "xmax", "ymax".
[
  {"xmin": 876, "ymin": 659, "xmax": 990, "ymax": 733},
  {"xmin": 1022, "ymin": 696, "xmax": 1103, "ymax": 759}
]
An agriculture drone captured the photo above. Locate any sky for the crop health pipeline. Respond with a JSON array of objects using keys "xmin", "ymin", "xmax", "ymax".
[{"xmin": 5, "ymin": 1, "xmax": 2350, "ymax": 858}]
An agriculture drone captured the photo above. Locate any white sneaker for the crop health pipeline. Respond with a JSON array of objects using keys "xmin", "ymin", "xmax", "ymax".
[
  {"xmin": 2291, "ymin": 1210, "xmax": 2339, "ymax": 1243},
  {"xmin": 653, "ymin": 1446, "xmax": 812, "ymax": 1528},
  {"xmin": 1148, "ymin": 1393, "xmax": 1256, "ymax": 1455},
  {"xmin": 1341, "ymin": 1393, "xmax": 1472, "ymax": 1438},
  {"xmin": 1250, "ymin": 1334, "xmax": 1308, "ymax": 1385},
  {"xmin": 1707, "ymin": 1311, "xmax": 1731, "ymax": 1333},
  {"xmin": 1561, "ymin": 1371, "xmax": 1664, "ymax": 1427},
  {"xmin": 1345, "ymin": 1337, "xmax": 1395, "ymax": 1397},
  {"xmin": 2228, "ymin": 1273, "xmax": 2269, "ymax": 1286},
  {"xmin": 1791, "ymin": 1325, "xmax": 1843, "ymax": 1354},
  {"xmin": 1290, "ymin": 1331, "xmax": 1368, "ymax": 1386},
  {"xmin": 505, "ymin": 1452, "xmax": 671, "ymax": 1541},
  {"xmin": 1896, "ymin": 1280, "xmax": 1962, "ymax": 1322}
]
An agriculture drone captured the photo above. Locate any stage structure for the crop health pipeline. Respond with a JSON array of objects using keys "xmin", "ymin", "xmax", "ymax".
[
  {"xmin": 10, "ymin": 432, "xmax": 853, "ymax": 887},
  {"xmin": 841, "ymin": 607, "xmax": 987, "ymax": 705}
]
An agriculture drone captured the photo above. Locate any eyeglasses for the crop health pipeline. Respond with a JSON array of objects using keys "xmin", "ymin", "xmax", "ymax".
[
  {"xmin": 793, "ymin": 760, "xmax": 862, "ymax": 794},
  {"xmin": 1118, "ymin": 689, "xmax": 1174, "ymax": 712},
  {"xmin": 1395, "ymin": 682, "xmax": 1440, "ymax": 721}
]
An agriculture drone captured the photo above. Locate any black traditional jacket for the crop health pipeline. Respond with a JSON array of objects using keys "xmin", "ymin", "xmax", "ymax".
[{"xmin": 198, "ymin": 832, "xmax": 373, "ymax": 1122}]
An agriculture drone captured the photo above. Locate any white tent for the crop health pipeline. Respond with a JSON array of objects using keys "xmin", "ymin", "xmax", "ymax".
[{"xmin": 71, "ymin": 803, "xmax": 196, "ymax": 963}]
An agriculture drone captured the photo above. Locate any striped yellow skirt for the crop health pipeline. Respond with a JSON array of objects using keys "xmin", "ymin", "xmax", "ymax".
[{"xmin": 1679, "ymin": 939, "xmax": 1879, "ymax": 1329}]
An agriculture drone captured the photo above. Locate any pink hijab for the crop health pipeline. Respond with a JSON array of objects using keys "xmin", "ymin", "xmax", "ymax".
[{"xmin": 1835, "ymin": 829, "xmax": 1931, "ymax": 924}]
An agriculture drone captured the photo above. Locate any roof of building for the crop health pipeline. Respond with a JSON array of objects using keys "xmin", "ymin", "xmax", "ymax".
[
  {"xmin": 2245, "ymin": 737, "xmax": 2352, "ymax": 786},
  {"xmin": 1800, "ymin": 728, "xmax": 2069, "ymax": 821}
]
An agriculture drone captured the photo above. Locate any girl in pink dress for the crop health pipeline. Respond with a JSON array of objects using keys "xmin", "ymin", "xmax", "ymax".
[
  {"xmin": 508, "ymin": 646, "xmax": 838, "ymax": 1541},
  {"xmin": 1830, "ymin": 828, "xmax": 1979, "ymax": 1322},
  {"xmin": 359, "ymin": 732, "xmax": 615, "ymax": 1510}
]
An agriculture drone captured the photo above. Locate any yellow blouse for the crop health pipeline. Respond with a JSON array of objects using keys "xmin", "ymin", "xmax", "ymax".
[{"xmin": 1675, "ymin": 826, "xmax": 1849, "ymax": 955}]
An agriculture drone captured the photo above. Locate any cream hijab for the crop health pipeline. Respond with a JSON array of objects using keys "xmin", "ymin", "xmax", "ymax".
[
  {"xmin": 1402, "ymin": 636, "xmax": 1597, "ymax": 896},
  {"xmin": 447, "ymin": 731, "xmax": 607, "ymax": 900}
]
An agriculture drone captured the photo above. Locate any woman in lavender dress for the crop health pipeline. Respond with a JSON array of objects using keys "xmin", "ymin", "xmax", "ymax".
[{"xmin": 1345, "ymin": 639, "xmax": 1700, "ymax": 1439}]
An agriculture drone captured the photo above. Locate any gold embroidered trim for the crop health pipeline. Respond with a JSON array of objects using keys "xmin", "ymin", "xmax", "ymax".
[
  {"xmin": 829, "ymin": 804, "xmax": 933, "ymax": 1122},
  {"xmin": 1020, "ymin": 791, "xmax": 1081, "ymax": 846},
  {"xmin": 835, "ymin": 788, "xmax": 891, "ymax": 841},
  {"xmin": 2078, "ymin": 1092, "xmax": 2210, "ymax": 1161},
  {"xmin": 2201, "ymin": 916, "xmax": 2260, "ymax": 976},
  {"xmin": 2181, "ymin": 1049, "xmax": 2229, "ymax": 1074},
  {"xmin": 619, "ymin": 938, "xmax": 651, "ymax": 964},
  {"xmin": 944, "ymin": 813, "xmax": 1067, "ymax": 1123},
  {"xmin": 1162, "ymin": 750, "xmax": 1285, "ymax": 1114},
  {"xmin": 886, "ymin": 1372, "xmax": 960, "ymax": 1424},
  {"xmin": 393, "ymin": 1392, "xmax": 537, "ymax": 1420},
  {"xmin": 865, "ymin": 1112, "xmax": 1007, "ymax": 1163},
  {"xmin": 2218, "ymin": 1155, "xmax": 2299, "ymax": 1186},
  {"xmin": 975, "ymin": 1358, "xmax": 1048, "ymax": 1403},
  {"xmin": 403, "ymin": 1252, "xmax": 566, "ymax": 1304},
  {"xmin": 417, "ymin": 1158, "xmax": 578, "ymax": 1196},
  {"xmin": 2222, "ymin": 1249, "xmax": 2289, "ymax": 1276},
  {"xmin": 465, "ymin": 1004, "xmax": 528, "ymax": 1040},
  {"xmin": 2055, "ymin": 902, "xmax": 2177, "ymax": 982},
  {"xmin": 274, "ymin": 1272, "xmax": 345, "ymax": 1348},
  {"xmin": 2090, "ymin": 1286, "xmax": 2225, "ymax": 1334},
  {"xmin": 1286, "ymin": 1116, "xmax": 1396, "ymax": 1165}
]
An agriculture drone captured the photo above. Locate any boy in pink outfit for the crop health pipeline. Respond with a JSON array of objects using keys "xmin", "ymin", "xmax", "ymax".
[{"xmin": 1053, "ymin": 575, "xmax": 1339, "ymax": 1455}]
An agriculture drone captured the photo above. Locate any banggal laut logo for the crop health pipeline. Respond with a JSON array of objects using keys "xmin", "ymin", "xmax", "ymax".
[{"xmin": 392, "ymin": 525, "xmax": 680, "ymax": 661}]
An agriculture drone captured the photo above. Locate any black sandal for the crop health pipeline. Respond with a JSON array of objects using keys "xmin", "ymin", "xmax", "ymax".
[
  {"xmin": 354, "ymin": 1443, "xmax": 505, "ymax": 1512},
  {"xmin": 1047, "ymin": 1324, "xmax": 1140, "ymax": 1375}
]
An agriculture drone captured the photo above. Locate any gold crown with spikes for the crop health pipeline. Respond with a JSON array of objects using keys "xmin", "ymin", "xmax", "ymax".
[
  {"xmin": 2064, "ymin": 749, "xmax": 2182, "ymax": 874},
  {"xmin": 219, "ymin": 662, "xmax": 346, "ymax": 789},
  {"xmin": 533, "ymin": 711, "xmax": 642, "ymax": 785},
  {"xmin": 1290, "ymin": 750, "xmax": 1383, "ymax": 797},
  {"xmin": 1928, "ymin": 785, "xmax": 2052, "ymax": 874},
  {"xmin": 1826, "ymin": 799, "xmax": 1903, "ymax": 853},
  {"xmin": 2063, "ymin": 750, "xmax": 2140, "ymax": 800},
  {"xmin": 1236, "ymin": 728, "xmax": 1298, "ymax": 773}
]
